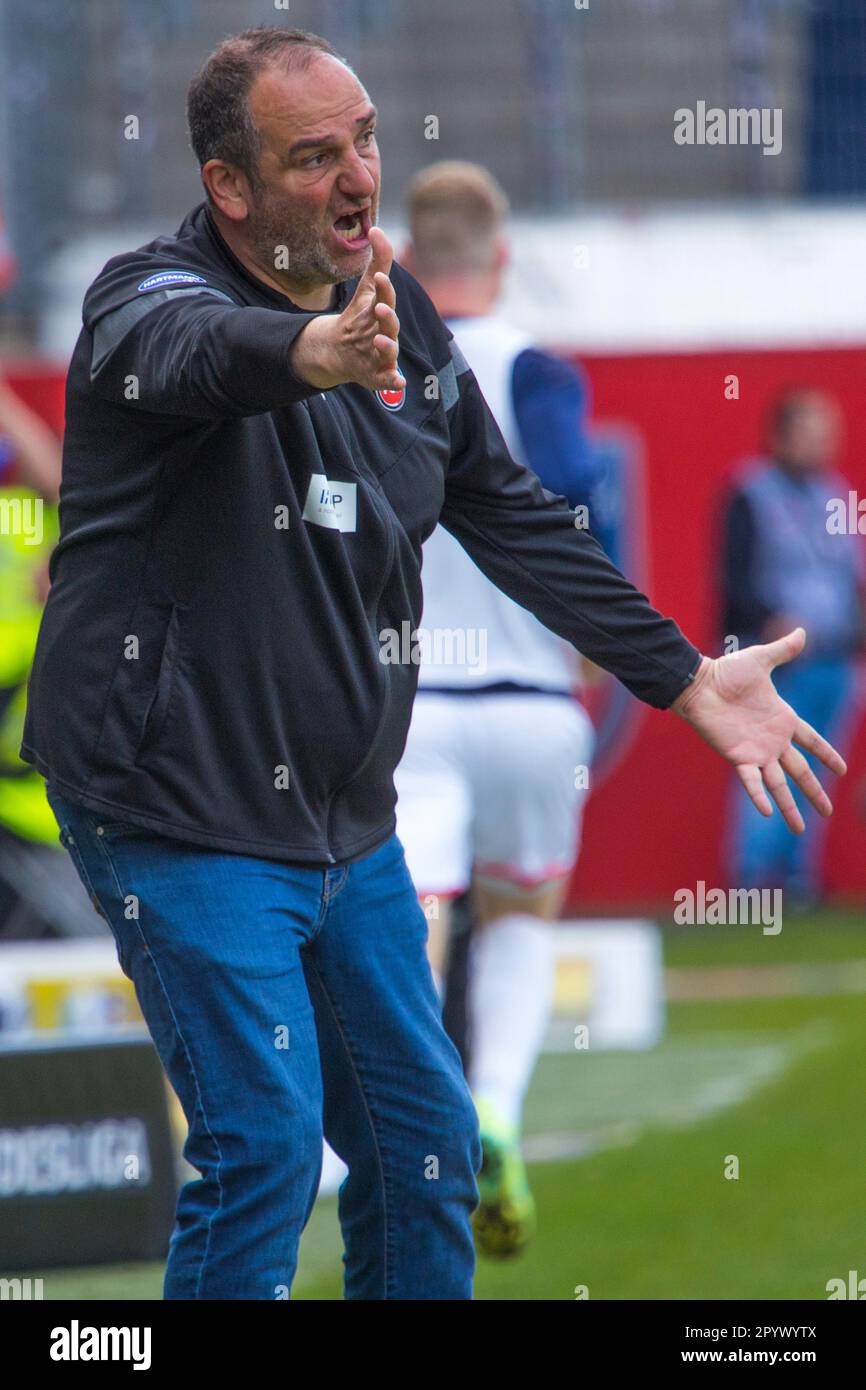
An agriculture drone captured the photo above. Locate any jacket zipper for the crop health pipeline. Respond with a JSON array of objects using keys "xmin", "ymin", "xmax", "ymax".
[
  {"xmin": 323, "ymin": 491, "xmax": 397, "ymax": 862},
  {"xmin": 318, "ymin": 394, "xmax": 398, "ymax": 864}
]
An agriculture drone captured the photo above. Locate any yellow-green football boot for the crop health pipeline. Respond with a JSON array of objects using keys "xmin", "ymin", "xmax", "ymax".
[{"xmin": 472, "ymin": 1095, "xmax": 536, "ymax": 1258}]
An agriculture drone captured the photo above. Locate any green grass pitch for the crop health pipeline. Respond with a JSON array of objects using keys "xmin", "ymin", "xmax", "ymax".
[{"xmin": 27, "ymin": 910, "xmax": 866, "ymax": 1300}]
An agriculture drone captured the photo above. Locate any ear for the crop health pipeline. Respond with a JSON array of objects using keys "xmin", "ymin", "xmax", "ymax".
[
  {"xmin": 202, "ymin": 160, "xmax": 250, "ymax": 223},
  {"xmin": 494, "ymin": 234, "xmax": 510, "ymax": 272}
]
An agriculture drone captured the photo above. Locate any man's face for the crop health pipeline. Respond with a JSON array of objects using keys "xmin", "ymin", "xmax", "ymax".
[
  {"xmin": 776, "ymin": 396, "xmax": 841, "ymax": 475},
  {"xmin": 241, "ymin": 55, "xmax": 380, "ymax": 292}
]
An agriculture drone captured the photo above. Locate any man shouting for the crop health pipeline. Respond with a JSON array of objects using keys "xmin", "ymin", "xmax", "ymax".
[{"xmin": 22, "ymin": 26, "xmax": 845, "ymax": 1300}]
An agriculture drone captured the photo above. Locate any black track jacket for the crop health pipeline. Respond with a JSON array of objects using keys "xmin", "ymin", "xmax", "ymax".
[{"xmin": 21, "ymin": 202, "xmax": 702, "ymax": 865}]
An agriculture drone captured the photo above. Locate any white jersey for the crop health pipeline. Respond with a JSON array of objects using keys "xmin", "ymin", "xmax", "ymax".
[{"xmin": 417, "ymin": 313, "xmax": 580, "ymax": 693}]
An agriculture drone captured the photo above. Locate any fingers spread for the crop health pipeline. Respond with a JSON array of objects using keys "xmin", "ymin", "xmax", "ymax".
[
  {"xmin": 759, "ymin": 626, "xmax": 806, "ymax": 671},
  {"xmin": 793, "ymin": 717, "xmax": 847, "ymax": 776},
  {"xmin": 762, "ymin": 757, "xmax": 805, "ymax": 834},
  {"xmin": 373, "ymin": 332, "xmax": 399, "ymax": 366},
  {"xmin": 737, "ymin": 763, "xmax": 773, "ymax": 818},
  {"xmin": 374, "ymin": 301, "xmax": 400, "ymax": 341},
  {"xmin": 373, "ymin": 270, "xmax": 397, "ymax": 311},
  {"xmin": 780, "ymin": 746, "xmax": 833, "ymax": 818},
  {"xmin": 372, "ymin": 333, "xmax": 404, "ymax": 390},
  {"xmin": 354, "ymin": 236, "xmax": 391, "ymax": 295},
  {"xmin": 367, "ymin": 226, "xmax": 393, "ymax": 277}
]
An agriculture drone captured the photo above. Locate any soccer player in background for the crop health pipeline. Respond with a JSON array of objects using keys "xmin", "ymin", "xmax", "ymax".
[{"xmin": 392, "ymin": 161, "xmax": 598, "ymax": 1256}]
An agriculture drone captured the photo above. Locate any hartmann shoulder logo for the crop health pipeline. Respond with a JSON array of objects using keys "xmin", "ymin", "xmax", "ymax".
[
  {"xmin": 302, "ymin": 474, "xmax": 357, "ymax": 532},
  {"xmin": 137, "ymin": 270, "xmax": 207, "ymax": 292}
]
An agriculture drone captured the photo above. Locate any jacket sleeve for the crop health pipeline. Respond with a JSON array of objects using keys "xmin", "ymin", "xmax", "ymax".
[
  {"xmin": 439, "ymin": 336, "xmax": 703, "ymax": 709},
  {"xmin": 84, "ymin": 273, "xmax": 327, "ymax": 420}
]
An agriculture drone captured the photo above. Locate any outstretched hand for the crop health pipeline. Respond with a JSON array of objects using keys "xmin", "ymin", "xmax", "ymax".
[
  {"xmin": 288, "ymin": 226, "xmax": 405, "ymax": 394},
  {"xmin": 671, "ymin": 627, "xmax": 847, "ymax": 833}
]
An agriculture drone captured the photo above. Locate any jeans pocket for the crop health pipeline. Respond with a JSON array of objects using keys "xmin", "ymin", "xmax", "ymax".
[
  {"xmin": 59, "ymin": 825, "xmax": 108, "ymax": 921},
  {"xmin": 93, "ymin": 819, "xmax": 153, "ymax": 842}
]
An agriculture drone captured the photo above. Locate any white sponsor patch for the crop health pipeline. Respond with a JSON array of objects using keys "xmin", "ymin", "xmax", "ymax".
[{"xmin": 302, "ymin": 474, "xmax": 357, "ymax": 532}]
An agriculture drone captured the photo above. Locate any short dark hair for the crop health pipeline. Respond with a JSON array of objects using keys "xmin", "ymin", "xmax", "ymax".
[{"xmin": 187, "ymin": 26, "xmax": 349, "ymax": 201}]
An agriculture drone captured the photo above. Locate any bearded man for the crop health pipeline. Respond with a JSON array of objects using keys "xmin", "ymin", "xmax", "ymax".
[{"xmin": 22, "ymin": 26, "xmax": 845, "ymax": 1300}]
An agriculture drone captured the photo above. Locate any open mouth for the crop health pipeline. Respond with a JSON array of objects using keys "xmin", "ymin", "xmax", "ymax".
[{"xmin": 332, "ymin": 208, "xmax": 372, "ymax": 248}]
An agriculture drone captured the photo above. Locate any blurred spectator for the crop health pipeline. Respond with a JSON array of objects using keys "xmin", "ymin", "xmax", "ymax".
[
  {"xmin": 0, "ymin": 372, "xmax": 61, "ymax": 500},
  {"xmin": 0, "ymin": 369, "xmax": 102, "ymax": 938},
  {"xmin": 720, "ymin": 388, "xmax": 866, "ymax": 901}
]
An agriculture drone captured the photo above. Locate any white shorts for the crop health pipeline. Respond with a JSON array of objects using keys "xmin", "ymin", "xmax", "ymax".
[{"xmin": 393, "ymin": 691, "xmax": 595, "ymax": 898}]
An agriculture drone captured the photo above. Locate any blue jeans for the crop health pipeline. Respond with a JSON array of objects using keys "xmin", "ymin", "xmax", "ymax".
[{"xmin": 45, "ymin": 788, "xmax": 481, "ymax": 1300}]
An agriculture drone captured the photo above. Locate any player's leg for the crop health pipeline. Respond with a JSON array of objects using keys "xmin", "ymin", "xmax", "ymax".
[
  {"xmin": 45, "ymin": 787, "xmax": 327, "ymax": 1300},
  {"xmin": 466, "ymin": 875, "xmax": 569, "ymax": 1258},
  {"xmin": 393, "ymin": 692, "xmax": 473, "ymax": 996},
  {"xmin": 469, "ymin": 874, "xmax": 570, "ymax": 1125},
  {"xmin": 471, "ymin": 695, "xmax": 594, "ymax": 1130},
  {"xmin": 302, "ymin": 831, "xmax": 482, "ymax": 1299},
  {"xmin": 467, "ymin": 694, "xmax": 595, "ymax": 1255}
]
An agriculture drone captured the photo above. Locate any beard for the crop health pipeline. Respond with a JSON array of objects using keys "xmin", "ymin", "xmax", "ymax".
[{"xmin": 246, "ymin": 183, "xmax": 379, "ymax": 290}]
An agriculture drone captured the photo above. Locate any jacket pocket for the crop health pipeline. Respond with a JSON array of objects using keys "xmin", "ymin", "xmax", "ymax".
[{"xmin": 134, "ymin": 603, "xmax": 183, "ymax": 761}]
